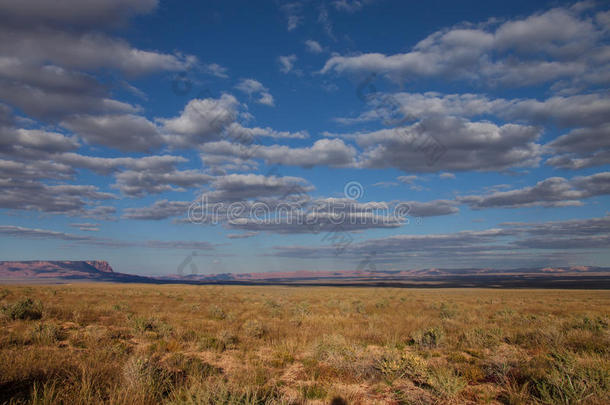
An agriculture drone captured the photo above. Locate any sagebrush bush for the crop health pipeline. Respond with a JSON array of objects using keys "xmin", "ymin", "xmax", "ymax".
[
  {"xmin": 412, "ymin": 327, "xmax": 444, "ymax": 348},
  {"xmin": 216, "ymin": 329, "xmax": 238, "ymax": 351},
  {"xmin": 2, "ymin": 297, "xmax": 43, "ymax": 320},
  {"xmin": 29, "ymin": 322, "xmax": 65, "ymax": 345},
  {"xmin": 123, "ymin": 354, "xmax": 172, "ymax": 400},
  {"xmin": 428, "ymin": 366, "xmax": 467, "ymax": 398},
  {"xmin": 376, "ymin": 349, "xmax": 428, "ymax": 383},
  {"xmin": 242, "ymin": 319, "xmax": 267, "ymax": 339},
  {"xmin": 528, "ymin": 351, "xmax": 610, "ymax": 404},
  {"xmin": 131, "ymin": 316, "xmax": 173, "ymax": 337},
  {"xmin": 208, "ymin": 304, "xmax": 227, "ymax": 320}
]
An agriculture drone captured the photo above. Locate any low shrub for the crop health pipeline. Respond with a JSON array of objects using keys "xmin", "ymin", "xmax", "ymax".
[
  {"xmin": 29, "ymin": 323, "xmax": 66, "ymax": 345},
  {"xmin": 163, "ymin": 353, "xmax": 222, "ymax": 381},
  {"xmin": 529, "ymin": 352, "xmax": 610, "ymax": 404},
  {"xmin": 242, "ymin": 319, "xmax": 267, "ymax": 339},
  {"xmin": 411, "ymin": 327, "xmax": 444, "ymax": 348},
  {"xmin": 427, "ymin": 366, "xmax": 467, "ymax": 398},
  {"xmin": 216, "ymin": 330, "xmax": 239, "ymax": 351},
  {"xmin": 376, "ymin": 350, "xmax": 429, "ymax": 383},
  {"xmin": 208, "ymin": 305, "xmax": 227, "ymax": 320},
  {"xmin": 122, "ymin": 354, "xmax": 172, "ymax": 400},
  {"xmin": 2, "ymin": 298, "xmax": 43, "ymax": 320},
  {"xmin": 301, "ymin": 383, "xmax": 327, "ymax": 400},
  {"xmin": 439, "ymin": 302, "xmax": 458, "ymax": 319},
  {"xmin": 130, "ymin": 316, "xmax": 172, "ymax": 337}
]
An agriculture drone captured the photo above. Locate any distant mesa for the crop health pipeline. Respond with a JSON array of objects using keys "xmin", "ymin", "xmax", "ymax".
[
  {"xmin": 0, "ymin": 260, "xmax": 150, "ymax": 283},
  {"xmin": 85, "ymin": 260, "xmax": 114, "ymax": 273}
]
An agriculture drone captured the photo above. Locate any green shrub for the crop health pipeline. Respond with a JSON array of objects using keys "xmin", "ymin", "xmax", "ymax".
[
  {"xmin": 167, "ymin": 378, "xmax": 279, "ymax": 404},
  {"xmin": 375, "ymin": 350, "xmax": 428, "ymax": 383},
  {"xmin": 427, "ymin": 366, "xmax": 467, "ymax": 398},
  {"xmin": 122, "ymin": 354, "xmax": 172, "ymax": 399},
  {"xmin": 198, "ymin": 331, "xmax": 238, "ymax": 352},
  {"xmin": 2, "ymin": 298, "xmax": 43, "ymax": 320},
  {"xmin": 163, "ymin": 353, "xmax": 221, "ymax": 381},
  {"xmin": 242, "ymin": 319, "xmax": 267, "ymax": 339},
  {"xmin": 217, "ymin": 330, "xmax": 239, "ymax": 351},
  {"xmin": 301, "ymin": 383, "xmax": 327, "ymax": 400},
  {"xmin": 130, "ymin": 316, "xmax": 172, "ymax": 337},
  {"xmin": 29, "ymin": 323, "xmax": 65, "ymax": 345},
  {"xmin": 569, "ymin": 316, "xmax": 608, "ymax": 332},
  {"xmin": 264, "ymin": 299, "xmax": 281, "ymax": 310},
  {"xmin": 292, "ymin": 302, "xmax": 311, "ymax": 317},
  {"xmin": 112, "ymin": 303, "xmax": 129, "ymax": 312},
  {"xmin": 411, "ymin": 327, "xmax": 444, "ymax": 348},
  {"xmin": 439, "ymin": 302, "xmax": 457, "ymax": 319},
  {"xmin": 529, "ymin": 352, "xmax": 610, "ymax": 404},
  {"xmin": 208, "ymin": 305, "xmax": 227, "ymax": 320}
]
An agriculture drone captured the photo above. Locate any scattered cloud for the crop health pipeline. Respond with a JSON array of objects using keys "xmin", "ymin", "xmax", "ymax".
[
  {"xmin": 158, "ymin": 94, "xmax": 239, "ymax": 147},
  {"xmin": 372, "ymin": 181, "xmax": 398, "ymax": 188},
  {"xmin": 407, "ymin": 200, "xmax": 459, "ymax": 217},
  {"xmin": 201, "ymin": 138, "xmax": 356, "ymax": 168},
  {"xmin": 112, "ymin": 169, "xmax": 213, "ymax": 197},
  {"xmin": 547, "ymin": 123, "xmax": 610, "ymax": 168},
  {"xmin": 61, "ymin": 114, "xmax": 164, "ymax": 152},
  {"xmin": 355, "ymin": 117, "xmax": 542, "ymax": 173},
  {"xmin": 332, "ymin": 0, "xmax": 378, "ymax": 13},
  {"xmin": 272, "ymin": 213, "xmax": 610, "ymax": 267},
  {"xmin": 278, "ymin": 54, "xmax": 298, "ymax": 74},
  {"xmin": 459, "ymin": 172, "xmax": 610, "ymax": 209},
  {"xmin": 321, "ymin": 3, "xmax": 608, "ymax": 88},
  {"xmin": 397, "ymin": 175, "xmax": 418, "ymax": 184},
  {"xmin": 123, "ymin": 199, "xmax": 190, "ymax": 220},
  {"xmin": 280, "ymin": 2, "xmax": 303, "ymax": 31},
  {"xmin": 0, "ymin": 0, "xmax": 158, "ymax": 28},
  {"xmin": 70, "ymin": 222, "xmax": 99, "ymax": 232},
  {"xmin": 205, "ymin": 174, "xmax": 313, "ymax": 203},
  {"xmin": 202, "ymin": 63, "xmax": 228, "ymax": 78},
  {"xmin": 56, "ymin": 153, "xmax": 188, "ymax": 175},
  {"xmin": 305, "ymin": 39, "xmax": 323, "ymax": 53},
  {"xmin": 0, "ymin": 179, "xmax": 117, "ymax": 218},
  {"xmin": 227, "ymin": 232, "xmax": 259, "ymax": 239},
  {"xmin": 0, "ymin": 224, "xmax": 215, "ymax": 250},
  {"xmin": 235, "ymin": 78, "xmax": 275, "ymax": 106}
]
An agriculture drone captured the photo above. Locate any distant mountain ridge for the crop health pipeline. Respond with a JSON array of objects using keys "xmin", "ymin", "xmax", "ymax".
[
  {"xmin": 165, "ymin": 265, "xmax": 610, "ymax": 281},
  {"xmin": 161, "ymin": 266, "xmax": 610, "ymax": 288},
  {"xmin": 1, "ymin": 261, "xmax": 610, "ymax": 288}
]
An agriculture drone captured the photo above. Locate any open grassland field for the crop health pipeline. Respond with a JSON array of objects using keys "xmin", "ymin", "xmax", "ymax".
[{"xmin": 0, "ymin": 285, "xmax": 609, "ymax": 405}]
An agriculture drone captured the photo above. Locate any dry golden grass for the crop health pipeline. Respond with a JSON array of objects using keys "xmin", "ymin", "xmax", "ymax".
[{"xmin": 0, "ymin": 284, "xmax": 609, "ymax": 404}]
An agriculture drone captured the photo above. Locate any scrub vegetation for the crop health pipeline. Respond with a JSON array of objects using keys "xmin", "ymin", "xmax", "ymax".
[{"xmin": 0, "ymin": 284, "xmax": 608, "ymax": 404}]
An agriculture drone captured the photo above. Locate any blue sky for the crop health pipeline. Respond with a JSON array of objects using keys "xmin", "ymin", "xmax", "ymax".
[{"xmin": 0, "ymin": 0, "xmax": 609, "ymax": 275}]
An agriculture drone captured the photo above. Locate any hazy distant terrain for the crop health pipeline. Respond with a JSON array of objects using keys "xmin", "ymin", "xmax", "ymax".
[
  {"xmin": 2, "ymin": 261, "xmax": 610, "ymax": 289},
  {"xmin": 1, "ymin": 284, "xmax": 608, "ymax": 404}
]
